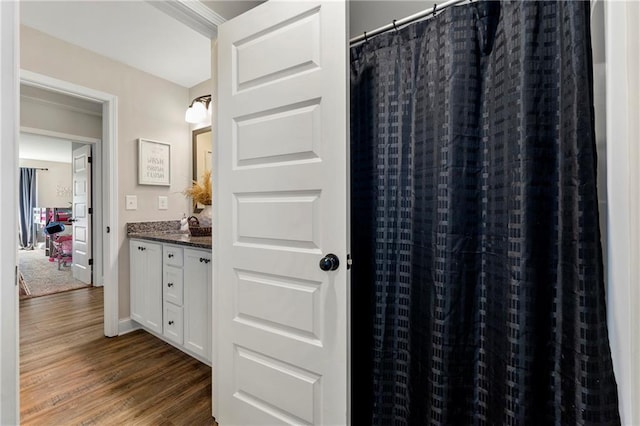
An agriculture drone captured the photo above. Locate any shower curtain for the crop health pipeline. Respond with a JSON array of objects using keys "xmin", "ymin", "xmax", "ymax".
[
  {"xmin": 350, "ymin": 1, "xmax": 620, "ymax": 425},
  {"xmin": 19, "ymin": 168, "xmax": 37, "ymax": 249}
]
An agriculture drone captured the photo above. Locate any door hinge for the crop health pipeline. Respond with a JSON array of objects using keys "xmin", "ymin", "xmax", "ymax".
[
  {"xmin": 88, "ymin": 207, "xmax": 93, "ymax": 214},
  {"xmin": 106, "ymin": 226, "xmax": 110, "ymax": 233},
  {"xmin": 347, "ymin": 254, "xmax": 352, "ymax": 270},
  {"xmin": 88, "ymin": 156, "xmax": 92, "ymax": 163},
  {"xmin": 15, "ymin": 265, "xmax": 18, "ymax": 287},
  {"xmin": 88, "ymin": 259, "xmax": 93, "ymax": 266}
]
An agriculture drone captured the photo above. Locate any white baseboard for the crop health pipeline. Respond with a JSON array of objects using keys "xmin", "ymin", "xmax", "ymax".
[
  {"xmin": 118, "ymin": 318, "xmax": 140, "ymax": 336},
  {"xmin": 138, "ymin": 326, "xmax": 211, "ymax": 367}
]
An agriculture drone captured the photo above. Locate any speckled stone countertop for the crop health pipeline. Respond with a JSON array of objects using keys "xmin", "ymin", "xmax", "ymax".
[{"xmin": 127, "ymin": 221, "xmax": 212, "ymax": 249}]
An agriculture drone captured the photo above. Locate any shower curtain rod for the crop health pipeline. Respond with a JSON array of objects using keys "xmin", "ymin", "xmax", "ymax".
[{"xmin": 350, "ymin": 0, "xmax": 470, "ymax": 45}]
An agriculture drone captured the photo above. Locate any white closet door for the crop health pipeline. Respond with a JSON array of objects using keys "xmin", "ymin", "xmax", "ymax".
[{"xmin": 72, "ymin": 144, "xmax": 92, "ymax": 284}]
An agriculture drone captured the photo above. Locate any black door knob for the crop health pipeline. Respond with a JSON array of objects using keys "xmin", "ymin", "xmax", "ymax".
[{"xmin": 319, "ymin": 254, "xmax": 340, "ymax": 271}]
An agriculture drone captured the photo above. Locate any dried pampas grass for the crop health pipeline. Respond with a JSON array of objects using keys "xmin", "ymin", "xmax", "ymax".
[{"xmin": 184, "ymin": 170, "xmax": 212, "ymax": 205}]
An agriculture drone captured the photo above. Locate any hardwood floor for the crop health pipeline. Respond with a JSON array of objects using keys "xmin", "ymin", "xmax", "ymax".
[{"xmin": 20, "ymin": 287, "xmax": 216, "ymax": 425}]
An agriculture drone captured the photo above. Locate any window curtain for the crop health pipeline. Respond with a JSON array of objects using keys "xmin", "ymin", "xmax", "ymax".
[
  {"xmin": 350, "ymin": 1, "xmax": 620, "ymax": 425},
  {"xmin": 19, "ymin": 168, "xmax": 37, "ymax": 249}
]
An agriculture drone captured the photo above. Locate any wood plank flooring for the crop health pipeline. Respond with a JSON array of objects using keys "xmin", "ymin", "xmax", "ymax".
[{"xmin": 20, "ymin": 287, "xmax": 216, "ymax": 425}]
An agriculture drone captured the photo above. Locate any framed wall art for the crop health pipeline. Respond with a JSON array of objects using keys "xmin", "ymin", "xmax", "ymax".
[{"xmin": 138, "ymin": 138, "xmax": 171, "ymax": 186}]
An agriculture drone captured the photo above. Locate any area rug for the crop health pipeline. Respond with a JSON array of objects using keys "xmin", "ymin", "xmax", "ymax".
[{"xmin": 18, "ymin": 248, "xmax": 91, "ymax": 299}]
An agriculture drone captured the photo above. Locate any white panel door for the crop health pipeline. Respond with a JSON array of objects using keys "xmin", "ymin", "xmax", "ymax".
[
  {"xmin": 72, "ymin": 144, "xmax": 92, "ymax": 284},
  {"xmin": 217, "ymin": 1, "xmax": 349, "ymax": 425}
]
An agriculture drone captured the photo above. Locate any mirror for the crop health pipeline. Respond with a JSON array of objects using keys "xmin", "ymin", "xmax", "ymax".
[{"xmin": 192, "ymin": 126, "xmax": 212, "ymax": 213}]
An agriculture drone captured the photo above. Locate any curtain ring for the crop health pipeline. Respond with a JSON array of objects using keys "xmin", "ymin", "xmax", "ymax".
[
  {"xmin": 393, "ymin": 19, "xmax": 398, "ymax": 32},
  {"xmin": 432, "ymin": 4, "xmax": 437, "ymax": 16}
]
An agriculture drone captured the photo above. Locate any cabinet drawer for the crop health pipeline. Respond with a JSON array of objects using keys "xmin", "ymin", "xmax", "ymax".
[
  {"xmin": 163, "ymin": 245, "xmax": 183, "ymax": 267},
  {"xmin": 163, "ymin": 265, "xmax": 183, "ymax": 306},
  {"xmin": 163, "ymin": 302, "xmax": 183, "ymax": 345}
]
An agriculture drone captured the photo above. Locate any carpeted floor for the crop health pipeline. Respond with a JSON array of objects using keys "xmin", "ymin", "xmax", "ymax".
[{"xmin": 18, "ymin": 248, "xmax": 91, "ymax": 299}]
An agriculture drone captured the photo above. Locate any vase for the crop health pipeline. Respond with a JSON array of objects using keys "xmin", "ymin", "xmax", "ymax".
[{"xmin": 198, "ymin": 204, "xmax": 213, "ymax": 228}]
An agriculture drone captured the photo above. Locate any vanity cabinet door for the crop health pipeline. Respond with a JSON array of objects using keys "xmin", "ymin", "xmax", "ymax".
[
  {"xmin": 183, "ymin": 248, "xmax": 212, "ymax": 361},
  {"xmin": 129, "ymin": 239, "xmax": 162, "ymax": 334}
]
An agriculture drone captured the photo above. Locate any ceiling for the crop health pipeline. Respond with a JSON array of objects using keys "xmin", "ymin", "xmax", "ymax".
[
  {"xmin": 202, "ymin": 1, "xmax": 264, "ymax": 20},
  {"xmin": 18, "ymin": 1, "xmax": 442, "ymax": 89},
  {"xmin": 19, "ymin": 133, "xmax": 72, "ymax": 164},
  {"xmin": 20, "ymin": 1, "xmax": 262, "ymax": 89}
]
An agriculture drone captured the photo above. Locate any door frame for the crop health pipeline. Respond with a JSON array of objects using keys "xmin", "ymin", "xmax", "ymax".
[
  {"xmin": 0, "ymin": 1, "xmax": 20, "ymax": 424},
  {"xmin": 21, "ymin": 128, "xmax": 101, "ymax": 284},
  {"xmin": 20, "ymin": 70, "xmax": 119, "ymax": 339}
]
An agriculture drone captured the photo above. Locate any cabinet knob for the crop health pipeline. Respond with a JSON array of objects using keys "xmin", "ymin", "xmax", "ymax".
[
  {"xmin": 168, "ymin": 282, "xmax": 174, "ymax": 287},
  {"xmin": 168, "ymin": 253, "xmax": 174, "ymax": 258},
  {"xmin": 168, "ymin": 320, "xmax": 174, "ymax": 325},
  {"xmin": 199, "ymin": 258, "xmax": 210, "ymax": 264}
]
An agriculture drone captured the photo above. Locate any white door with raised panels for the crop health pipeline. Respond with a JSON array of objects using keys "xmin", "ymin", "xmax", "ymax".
[
  {"xmin": 216, "ymin": 1, "xmax": 350, "ymax": 424},
  {"xmin": 72, "ymin": 144, "xmax": 92, "ymax": 284}
]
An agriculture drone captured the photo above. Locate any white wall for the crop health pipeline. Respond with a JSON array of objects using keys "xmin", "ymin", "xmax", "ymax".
[
  {"xmin": 21, "ymin": 25, "xmax": 193, "ymax": 318},
  {"xmin": 19, "ymin": 159, "xmax": 72, "ymax": 208},
  {"xmin": 349, "ymin": 1, "xmax": 436, "ymax": 38},
  {"xmin": 21, "ymin": 95, "xmax": 101, "ymax": 139}
]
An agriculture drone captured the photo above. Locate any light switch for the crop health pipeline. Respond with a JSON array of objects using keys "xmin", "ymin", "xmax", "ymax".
[
  {"xmin": 158, "ymin": 196, "xmax": 168, "ymax": 210},
  {"xmin": 125, "ymin": 195, "xmax": 137, "ymax": 210}
]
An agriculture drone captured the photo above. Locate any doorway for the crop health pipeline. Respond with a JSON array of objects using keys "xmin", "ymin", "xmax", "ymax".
[
  {"xmin": 18, "ymin": 130, "xmax": 97, "ymax": 299},
  {"xmin": 20, "ymin": 70, "xmax": 120, "ymax": 338},
  {"xmin": 15, "ymin": 74, "xmax": 121, "ymax": 421}
]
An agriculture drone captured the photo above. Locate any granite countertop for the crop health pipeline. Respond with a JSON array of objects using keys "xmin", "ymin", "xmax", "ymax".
[
  {"xmin": 127, "ymin": 221, "xmax": 212, "ymax": 249},
  {"xmin": 128, "ymin": 232, "xmax": 212, "ymax": 249}
]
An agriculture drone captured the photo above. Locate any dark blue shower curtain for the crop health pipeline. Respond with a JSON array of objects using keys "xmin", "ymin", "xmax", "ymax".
[
  {"xmin": 350, "ymin": 1, "xmax": 619, "ymax": 425},
  {"xmin": 19, "ymin": 168, "xmax": 37, "ymax": 249}
]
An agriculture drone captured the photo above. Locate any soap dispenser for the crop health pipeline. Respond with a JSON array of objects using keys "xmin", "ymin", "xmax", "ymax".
[{"xmin": 180, "ymin": 213, "xmax": 189, "ymax": 232}]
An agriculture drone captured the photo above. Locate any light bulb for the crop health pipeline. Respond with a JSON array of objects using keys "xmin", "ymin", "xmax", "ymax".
[
  {"xmin": 185, "ymin": 101, "xmax": 208, "ymax": 124},
  {"xmin": 192, "ymin": 101, "xmax": 207, "ymax": 122},
  {"xmin": 185, "ymin": 106, "xmax": 198, "ymax": 123}
]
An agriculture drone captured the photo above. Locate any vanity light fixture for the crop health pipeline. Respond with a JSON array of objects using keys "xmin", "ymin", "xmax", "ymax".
[{"xmin": 185, "ymin": 94, "xmax": 212, "ymax": 124}]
